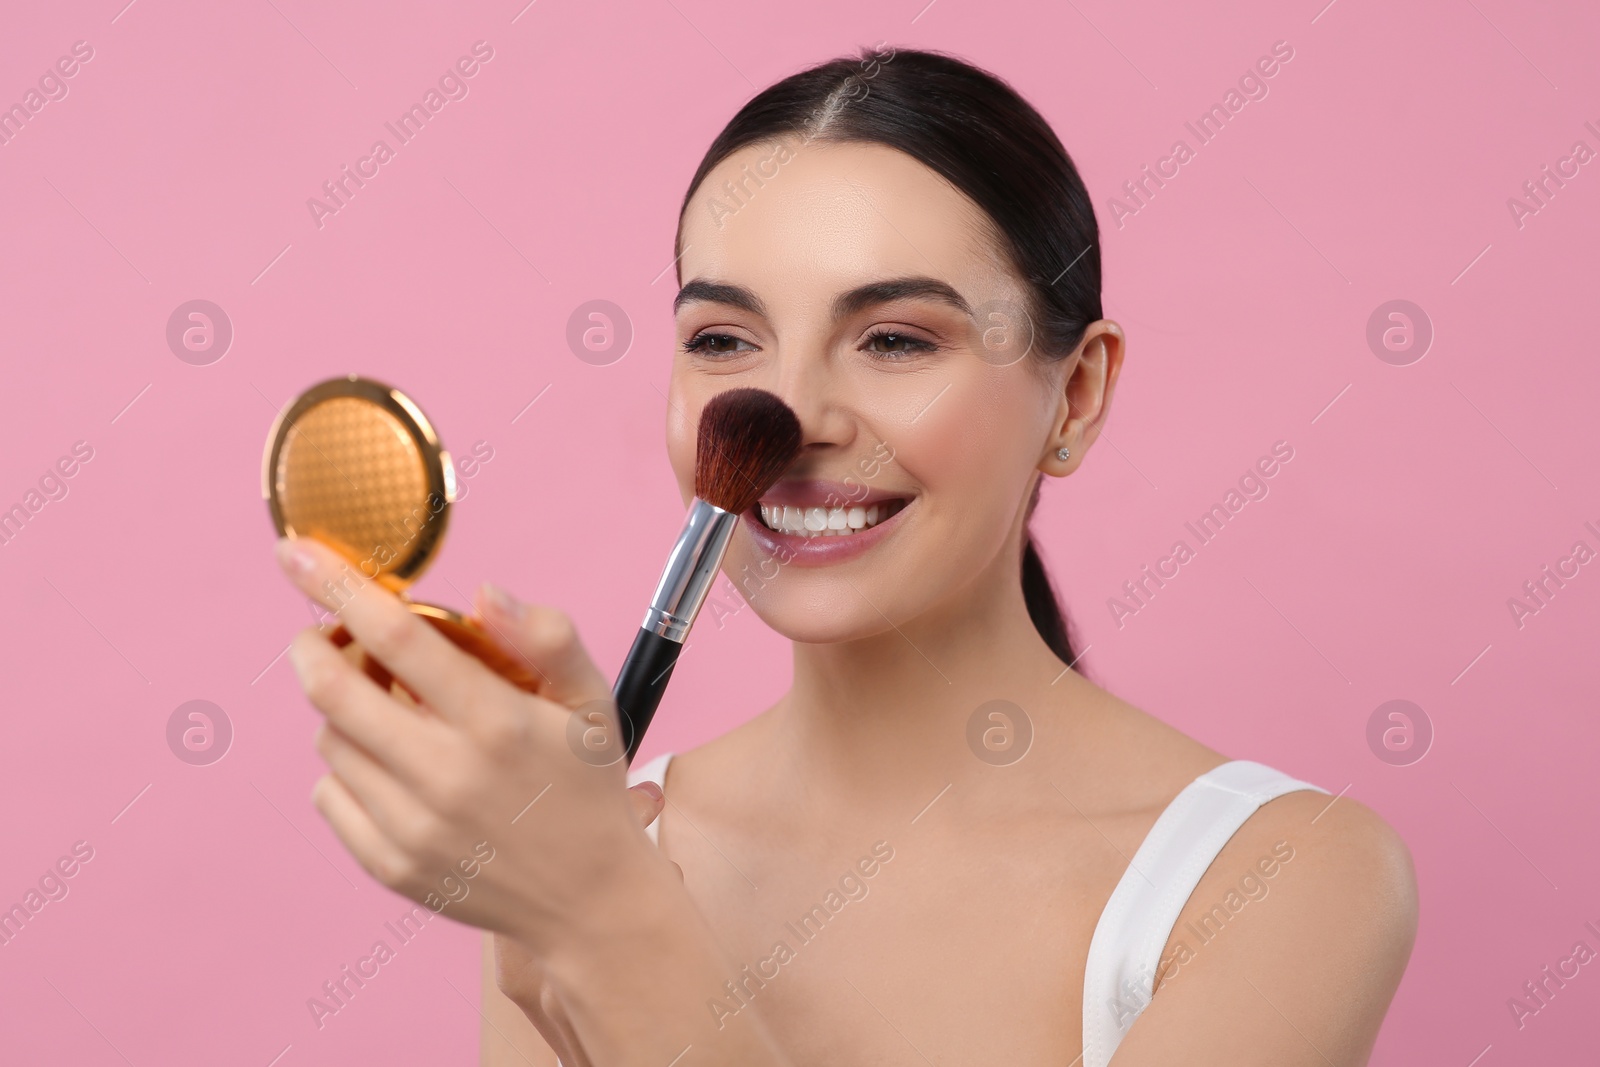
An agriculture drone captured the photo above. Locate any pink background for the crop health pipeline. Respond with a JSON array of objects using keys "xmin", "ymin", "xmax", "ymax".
[{"xmin": 2, "ymin": 0, "xmax": 1596, "ymax": 1062}]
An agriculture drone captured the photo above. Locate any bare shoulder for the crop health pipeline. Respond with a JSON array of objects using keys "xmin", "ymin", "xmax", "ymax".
[
  {"xmin": 1197, "ymin": 787, "xmax": 1420, "ymax": 980},
  {"xmin": 1063, "ymin": 667, "xmax": 1416, "ymax": 902},
  {"xmin": 1052, "ymin": 673, "xmax": 1418, "ymax": 1062},
  {"xmin": 1111, "ymin": 787, "xmax": 1419, "ymax": 1065},
  {"xmin": 1231, "ymin": 788, "xmax": 1419, "ymax": 916}
]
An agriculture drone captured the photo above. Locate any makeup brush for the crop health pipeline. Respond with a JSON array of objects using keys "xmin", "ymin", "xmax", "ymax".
[{"xmin": 614, "ymin": 388, "xmax": 803, "ymax": 764}]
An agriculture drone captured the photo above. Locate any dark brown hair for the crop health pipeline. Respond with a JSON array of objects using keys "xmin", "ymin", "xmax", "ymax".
[{"xmin": 675, "ymin": 45, "xmax": 1096, "ymax": 672}]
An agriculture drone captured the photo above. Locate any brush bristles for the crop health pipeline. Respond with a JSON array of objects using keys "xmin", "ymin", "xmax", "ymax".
[{"xmin": 695, "ymin": 388, "xmax": 803, "ymax": 514}]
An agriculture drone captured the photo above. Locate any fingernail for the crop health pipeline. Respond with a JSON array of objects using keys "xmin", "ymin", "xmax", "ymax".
[
  {"xmin": 277, "ymin": 538, "xmax": 317, "ymax": 578},
  {"xmin": 633, "ymin": 781, "xmax": 663, "ymax": 803},
  {"xmin": 482, "ymin": 582, "xmax": 525, "ymax": 620}
]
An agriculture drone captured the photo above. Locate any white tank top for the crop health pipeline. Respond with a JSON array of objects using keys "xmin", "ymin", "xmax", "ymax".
[{"xmin": 627, "ymin": 752, "xmax": 1326, "ymax": 1067}]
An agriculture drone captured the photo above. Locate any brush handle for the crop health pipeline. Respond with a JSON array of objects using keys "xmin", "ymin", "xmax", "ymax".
[
  {"xmin": 614, "ymin": 627, "xmax": 685, "ymax": 765},
  {"xmin": 613, "ymin": 500, "xmax": 739, "ymax": 764}
]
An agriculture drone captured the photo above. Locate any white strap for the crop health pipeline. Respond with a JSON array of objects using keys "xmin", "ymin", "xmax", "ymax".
[
  {"xmin": 627, "ymin": 751, "xmax": 675, "ymax": 845},
  {"xmin": 1080, "ymin": 760, "xmax": 1326, "ymax": 1067}
]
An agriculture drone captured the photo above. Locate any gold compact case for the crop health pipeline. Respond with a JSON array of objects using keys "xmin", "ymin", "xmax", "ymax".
[{"xmin": 263, "ymin": 374, "xmax": 538, "ymax": 696}]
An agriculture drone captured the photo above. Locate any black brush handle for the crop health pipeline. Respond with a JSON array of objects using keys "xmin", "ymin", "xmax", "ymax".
[{"xmin": 614, "ymin": 627, "xmax": 684, "ymax": 765}]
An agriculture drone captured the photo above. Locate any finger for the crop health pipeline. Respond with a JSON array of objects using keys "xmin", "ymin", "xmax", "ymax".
[
  {"xmin": 628, "ymin": 781, "xmax": 665, "ymax": 829},
  {"xmin": 475, "ymin": 583, "xmax": 612, "ymax": 710},
  {"xmin": 316, "ymin": 721, "xmax": 443, "ymax": 856},
  {"xmin": 278, "ymin": 537, "xmax": 497, "ymax": 727},
  {"xmin": 310, "ymin": 772, "xmax": 415, "ymax": 891},
  {"xmin": 624, "ymin": 782, "xmax": 677, "ymax": 880},
  {"xmin": 288, "ymin": 626, "xmax": 449, "ymax": 790}
]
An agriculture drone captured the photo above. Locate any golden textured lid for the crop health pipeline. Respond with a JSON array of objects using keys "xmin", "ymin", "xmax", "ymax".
[{"xmin": 262, "ymin": 375, "xmax": 456, "ymax": 591}]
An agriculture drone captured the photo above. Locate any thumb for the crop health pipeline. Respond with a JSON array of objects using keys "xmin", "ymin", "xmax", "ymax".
[
  {"xmin": 627, "ymin": 783, "xmax": 682, "ymax": 881},
  {"xmin": 475, "ymin": 583, "xmax": 611, "ymax": 710},
  {"xmin": 629, "ymin": 781, "xmax": 666, "ymax": 828}
]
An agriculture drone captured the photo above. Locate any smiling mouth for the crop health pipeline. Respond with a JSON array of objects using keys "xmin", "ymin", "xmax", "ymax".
[{"xmin": 755, "ymin": 500, "xmax": 909, "ymax": 537}]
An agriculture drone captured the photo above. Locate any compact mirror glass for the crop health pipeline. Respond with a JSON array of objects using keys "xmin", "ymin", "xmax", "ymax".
[{"xmin": 263, "ymin": 375, "xmax": 539, "ymax": 696}]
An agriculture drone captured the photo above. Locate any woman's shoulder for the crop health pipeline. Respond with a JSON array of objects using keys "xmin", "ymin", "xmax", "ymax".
[
  {"xmin": 1174, "ymin": 753, "xmax": 1417, "ymax": 940},
  {"xmin": 1106, "ymin": 777, "xmax": 1419, "ymax": 1060},
  {"xmin": 1078, "ymin": 690, "xmax": 1418, "ymax": 1058},
  {"xmin": 1056, "ymin": 675, "xmax": 1416, "ymax": 923},
  {"xmin": 1202, "ymin": 777, "xmax": 1418, "ymax": 921},
  {"xmin": 1088, "ymin": 679, "xmax": 1414, "ymax": 903},
  {"xmin": 1095, "ymin": 684, "xmax": 1414, "ymax": 899}
]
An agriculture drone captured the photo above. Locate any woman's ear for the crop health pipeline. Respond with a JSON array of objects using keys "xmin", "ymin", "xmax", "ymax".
[{"xmin": 1041, "ymin": 320, "xmax": 1125, "ymax": 475}]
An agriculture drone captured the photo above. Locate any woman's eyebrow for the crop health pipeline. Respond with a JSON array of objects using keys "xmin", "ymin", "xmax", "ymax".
[
  {"xmin": 674, "ymin": 280, "xmax": 767, "ymax": 316},
  {"xmin": 673, "ymin": 276, "xmax": 972, "ymax": 319}
]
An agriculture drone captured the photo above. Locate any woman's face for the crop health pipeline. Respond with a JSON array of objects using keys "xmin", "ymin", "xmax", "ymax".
[{"xmin": 669, "ymin": 138, "xmax": 1107, "ymax": 645}]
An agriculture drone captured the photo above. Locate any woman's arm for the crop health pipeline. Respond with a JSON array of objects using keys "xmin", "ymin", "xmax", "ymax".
[
  {"xmin": 275, "ymin": 537, "xmax": 793, "ymax": 1067},
  {"xmin": 1106, "ymin": 792, "xmax": 1419, "ymax": 1066},
  {"xmin": 482, "ymin": 785, "xmax": 683, "ymax": 1066},
  {"xmin": 481, "ymin": 932, "xmax": 557, "ymax": 1067}
]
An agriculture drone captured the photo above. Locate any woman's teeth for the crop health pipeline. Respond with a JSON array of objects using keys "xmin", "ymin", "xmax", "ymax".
[{"xmin": 756, "ymin": 500, "xmax": 906, "ymax": 537}]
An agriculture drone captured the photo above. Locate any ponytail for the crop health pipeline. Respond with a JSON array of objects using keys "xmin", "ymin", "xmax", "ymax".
[
  {"xmin": 1022, "ymin": 477, "xmax": 1082, "ymax": 674},
  {"xmin": 1022, "ymin": 535, "xmax": 1079, "ymax": 670}
]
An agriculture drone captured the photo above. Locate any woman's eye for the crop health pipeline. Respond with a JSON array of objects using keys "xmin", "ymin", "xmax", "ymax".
[
  {"xmin": 682, "ymin": 328, "xmax": 939, "ymax": 358},
  {"xmin": 681, "ymin": 331, "xmax": 755, "ymax": 356},
  {"xmin": 862, "ymin": 329, "xmax": 939, "ymax": 357}
]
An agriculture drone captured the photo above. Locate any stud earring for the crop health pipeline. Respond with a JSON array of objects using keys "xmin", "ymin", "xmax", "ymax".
[{"xmin": 1056, "ymin": 446, "xmax": 1071, "ymax": 461}]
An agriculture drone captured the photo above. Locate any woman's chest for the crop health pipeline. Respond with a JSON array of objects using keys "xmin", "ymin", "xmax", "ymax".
[{"xmin": 661, "ymin": 808, "xmax": 1133, "ymax": 1064}]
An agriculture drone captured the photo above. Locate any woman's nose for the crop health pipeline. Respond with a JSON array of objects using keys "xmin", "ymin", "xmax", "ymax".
[{"xmin": 770, "ymin": 353, "xmax": 852, "ymax": 451}]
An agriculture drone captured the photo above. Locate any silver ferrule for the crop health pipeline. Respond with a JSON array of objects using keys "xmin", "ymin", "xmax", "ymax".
[{"xmin": 641, "ymin": 498, "xmax": 739, "ymax": 643}]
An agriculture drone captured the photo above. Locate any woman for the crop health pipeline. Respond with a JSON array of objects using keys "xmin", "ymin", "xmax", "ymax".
[{"xmin": 276, "ymin": 46, "xmax": 1417, "ymax": 1065}]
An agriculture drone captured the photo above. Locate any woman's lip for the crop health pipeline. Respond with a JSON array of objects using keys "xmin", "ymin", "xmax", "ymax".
[
  {"xmin": 740, "ymin": 497, "xmax": 912, "ymax": 566},
  {"xmin": 758, "ymin": 479, "xmax": 908, "ymax": 508}
]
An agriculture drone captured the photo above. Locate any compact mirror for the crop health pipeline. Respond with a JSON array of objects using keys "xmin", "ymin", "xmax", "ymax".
[{"xmin": 263, "ymin": 375, "xmax": 539, "ymax": 696}]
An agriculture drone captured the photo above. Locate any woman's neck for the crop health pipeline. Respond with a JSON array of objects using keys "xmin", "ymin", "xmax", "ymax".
[{"xmin": 773, "ymin": 544, "xmax": 1073, "ymax": 802}]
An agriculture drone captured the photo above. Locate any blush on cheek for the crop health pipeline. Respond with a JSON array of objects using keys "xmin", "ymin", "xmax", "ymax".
[
  {"xmin": 892, "ymin": 411, "xmax": 967, "ymax": 477},
  {"xmin": 881, "ymin": 376, "xmax": 1027, "ymax": 495},
  {"xmin": 878, "ymin": 372, "xmax": 1049, "ymax": 577}
]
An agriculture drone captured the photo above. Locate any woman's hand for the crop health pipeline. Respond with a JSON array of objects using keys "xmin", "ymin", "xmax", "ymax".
[
  {"xmin": 495, "ymin": 782, "xmax": 681, "ymax": 1064},
  {"xmin": 274, "ymin": 535, "xmax": 671, "ymax": 956},
  {"xmin": 275, "ymin": 537, "xmax": 789, "ymax": 1066}
]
